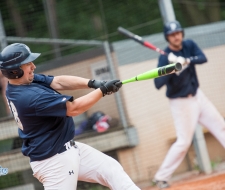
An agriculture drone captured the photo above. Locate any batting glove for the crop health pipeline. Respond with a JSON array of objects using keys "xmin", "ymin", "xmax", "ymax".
[
  {"xmin": 100, "ymin": 79, "xmax": 121, "ymax": 96},
  {"xmin": 88, "ymin": 79, "xmax": 107, "ymax": 89},
  {"xmin": 168, "ymin": 52, "xmax": 177, "ymax": 63},
  {"xmin": 176, "ymin": 56, "xmax": 186, "ymax": 65}
]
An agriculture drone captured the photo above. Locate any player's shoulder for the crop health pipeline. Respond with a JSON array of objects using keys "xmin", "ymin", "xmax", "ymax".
[
  {"xmin": 183, "ymin": 39, "xmax": 197, "ymax": 47},
  {"xmin": 158, "ymin": 54, "xmax": 168, "ymax": 67},
  {"xmin": 33, "ymin": 74, "xmax": 54, "ymax": 85}
]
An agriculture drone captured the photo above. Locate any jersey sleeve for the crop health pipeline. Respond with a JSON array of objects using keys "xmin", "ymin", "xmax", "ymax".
[
  {"xmin": 33, "ymin": 74, "xmax": 54, "ymax": 87},
  {"xmin": 35, "ymin": 92, "xmax": 73, "ymax": 117},
  {"xmin": 154, "ymin": 55, "xmax": 173, "ymax": 89},
  {"xmin": 188, "ymin": 40, "xmax": 207, "ymax": 64}
]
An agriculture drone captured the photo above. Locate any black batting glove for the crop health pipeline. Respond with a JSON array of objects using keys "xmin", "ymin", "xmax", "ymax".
[
  {"xmin": 88, "ymin": 79, "xmax": 107, "ymax": 89},
  {"xmin": 100, "ymin": 79, "xmax": 121, "ymax": 96},
  {"xmin": 115, "ymin": 81, "xmax": 122, "ymax": 88}
]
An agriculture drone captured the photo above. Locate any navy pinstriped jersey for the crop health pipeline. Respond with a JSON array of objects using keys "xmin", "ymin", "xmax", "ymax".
[
  {"xmin": 154, "ymin": 39, "xmax": 207, "ymax": 98},
  {"xmin": 6, "ymin": 74, "xmax": 75, "ymax": 161}
]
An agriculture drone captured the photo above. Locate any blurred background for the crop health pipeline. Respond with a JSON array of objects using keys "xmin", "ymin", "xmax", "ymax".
[{"xmin": 0, "ymin": 0, "xmax": 225, "ymax": 189}]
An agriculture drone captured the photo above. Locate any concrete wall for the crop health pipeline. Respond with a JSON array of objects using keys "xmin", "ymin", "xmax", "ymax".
[{"xmin": 116, "ymin": 44, "xmax": 225, "ymax": 183}]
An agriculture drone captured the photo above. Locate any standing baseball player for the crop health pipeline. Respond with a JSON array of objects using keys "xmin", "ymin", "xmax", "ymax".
[
  {"xmin": 153, "ymin": 20, "xmax": 225, "ymax": 189},
  {"xmin": 0, "ymin": 43, "xmax": 141, "ymax": 190}
]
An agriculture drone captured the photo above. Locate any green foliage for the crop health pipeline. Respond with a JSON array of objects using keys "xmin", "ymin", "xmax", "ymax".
[
  {"xmin": 173, "ymin": 0, "xmax": 225, "ymax": 27},
  {"xmin": 0, "ymin": 139, "xmax": 13, "ymax": 153},
  {"xmin": 0, "ymin": 172, "xmax": 24, "ymax": 189},
  {"xmin": 55, "ymin": 0, "xmax": 162, "ymax": 42},
  {"xmin": 211, "ymin": 157, "xmax": 222, "ymax": 170},
  {"xmin": 0, "ymin": 0, "xmax": 224, "ymax": 64}
]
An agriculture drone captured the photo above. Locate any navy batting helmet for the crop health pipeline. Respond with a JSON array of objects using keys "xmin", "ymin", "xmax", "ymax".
[
  {"xmin": 0, "ymin": 43, "xmax": 40, "ymax": 79},
  {"xmin": 164, "ymin": 20, "xmax": 184, "ymax": 41}
]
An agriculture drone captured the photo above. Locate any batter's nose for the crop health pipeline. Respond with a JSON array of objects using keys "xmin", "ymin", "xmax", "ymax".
[{"xmin": 31, "ymin": 62, "xmax": 36, "ymax": 69}]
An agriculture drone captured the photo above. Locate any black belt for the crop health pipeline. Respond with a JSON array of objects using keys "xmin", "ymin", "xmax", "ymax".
[
  {"xmin": 58, "ymin": 139, "xmax": 77, "ymax": 154},
  {"xmin": 30, "ymin": 139, "xmax": 76, "ymax": 162}
]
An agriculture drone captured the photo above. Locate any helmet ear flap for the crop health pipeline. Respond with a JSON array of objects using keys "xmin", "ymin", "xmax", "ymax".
[{"xmin": 1, "ymin": 68, "xmax": 24, "ymax": 79}]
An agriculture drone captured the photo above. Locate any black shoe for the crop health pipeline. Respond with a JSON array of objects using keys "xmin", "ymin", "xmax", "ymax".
[{"xmin": 152, "ymin": 179, "xmax": 170, "ymax": 189}]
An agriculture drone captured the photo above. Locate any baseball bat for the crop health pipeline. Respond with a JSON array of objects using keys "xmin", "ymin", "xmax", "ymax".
[
  {"xmin": 118, "ymin": 27, "xmax": 167, "ymax": 56},
  {"xmin": 117, "ymin": 62, "xmax": 182, "ymax": 85}
]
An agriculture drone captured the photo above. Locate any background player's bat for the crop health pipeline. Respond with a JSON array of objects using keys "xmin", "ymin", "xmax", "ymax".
[
  {"xmin": 116, "ymin": 62, "xmax": 181, "ymax": 85},
  {"xmin": 118, "ymin": 26, "xmax": 167, "ymax": 56}
]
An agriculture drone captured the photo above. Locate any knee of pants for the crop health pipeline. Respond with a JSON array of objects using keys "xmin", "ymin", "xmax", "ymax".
[
  {"xmin": 98, "ymin": 156, "xmax": 124, "ymax": 182},
  {"xmin": 174, "ymin": 138, "xmax": 192, "ymax": 152},
  {"xmin": 105, "ymin": 156, "xmax": 123, "ymax": 174}
]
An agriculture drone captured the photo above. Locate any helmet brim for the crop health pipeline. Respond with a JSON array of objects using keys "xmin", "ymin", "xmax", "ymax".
[
  {"xmin": 20, "ymin": 53, "xmax": 41, "ymax": 65},
  {"xmin": 166, "ymin": 29, "xmax": 183, "ymax": 35}
]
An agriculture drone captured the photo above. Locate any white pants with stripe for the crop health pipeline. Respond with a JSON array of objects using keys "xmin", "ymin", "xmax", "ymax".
[
  {"xmin": 154, "ymin": 89, "xmax": 225, "ymax": 181},
  {"xmin": 30, "ymin": 142, "xmax": 140, "ymax": 190}
]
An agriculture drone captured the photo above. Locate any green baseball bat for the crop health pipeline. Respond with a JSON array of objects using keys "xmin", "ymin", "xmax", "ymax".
[{"xmin": 117, "ymin": 62, "xmax": 182, "ymax": 85}]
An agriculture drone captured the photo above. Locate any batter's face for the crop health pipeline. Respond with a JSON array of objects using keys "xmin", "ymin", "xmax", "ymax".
[
  {"xmin": 20, "ymin": 62, "xmax": 36, "ymax": 84},
  {"xmin": 167, "ymin": 31, "xmax": 183, "ymax": 50}
]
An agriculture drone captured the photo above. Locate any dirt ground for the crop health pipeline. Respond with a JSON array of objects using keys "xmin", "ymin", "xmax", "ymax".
[{"xmin": 144, "ymin": 172, "xmax": 225, "ymax": 190}]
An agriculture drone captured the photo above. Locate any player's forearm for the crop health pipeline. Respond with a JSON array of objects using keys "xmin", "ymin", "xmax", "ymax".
[
  {"xmin": 154, "ymin": 75, "xmax": 172, "ymax": 89},
  {"xmin": 189, "ymin": 54, "xmax": 207, "ymax": 65},
  {"xmin": 66, "ymin": 89, "xmax": 102, "ymax": 116},
  {"xmin": 51, "ymin": 75, "xmax": 89, "ymax": 90}
]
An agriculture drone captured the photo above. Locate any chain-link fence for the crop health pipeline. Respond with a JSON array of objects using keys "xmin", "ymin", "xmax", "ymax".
[{"xmin": 0, "ymin": 1, "xmax": 225, "ymax": 190}]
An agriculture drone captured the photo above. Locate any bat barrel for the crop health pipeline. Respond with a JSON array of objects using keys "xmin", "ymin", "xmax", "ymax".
[{"xmin": 120, "ymin": 62, "xmax": 182, "ymax": 85}]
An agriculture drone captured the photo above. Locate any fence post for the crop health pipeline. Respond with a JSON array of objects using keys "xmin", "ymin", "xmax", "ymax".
[
  {"xmin": 193, "ymin": 125, "xmax": 212, "ymax": 174},
  {"xmin": 158, "ymin": 0, "xmax": 176, "ymax": 23},
  {"xmin": 103, "ymin": 41, "xmax": 128, "ymax": 129},
  {"xmin": 43, "ymin": 0, "xmax": 61, "ymax": 59}
]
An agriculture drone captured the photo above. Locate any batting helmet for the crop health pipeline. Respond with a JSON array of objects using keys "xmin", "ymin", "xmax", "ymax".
[
  {"xmin": 0, "ymin": 43, "xmax": 40, "ymax": 79},
  {"xmin": 164, "ymin": 20, "xmax": 184, "ymax": 41}
]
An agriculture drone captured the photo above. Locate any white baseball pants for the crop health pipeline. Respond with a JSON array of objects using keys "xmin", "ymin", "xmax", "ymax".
[
  {"xmin": 155, "ymin": 89, "xmax": 225, "ymax": 181},
  {"xmin": 30, "ymin": 141, "xmax": 140, "ymax": 190}
]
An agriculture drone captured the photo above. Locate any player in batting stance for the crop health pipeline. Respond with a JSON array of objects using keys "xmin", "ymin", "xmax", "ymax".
[
  {"xmin": 153, "ymin": 20, "xmax": 225, "ymax": 188},
  {"xmin": 0, "ymin": 43, "xmax": 141, "ymax": 190}
]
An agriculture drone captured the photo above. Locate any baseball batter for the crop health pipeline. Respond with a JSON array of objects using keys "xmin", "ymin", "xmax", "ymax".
[
  {"xmin": 153, "ymin": 21, "xmax": 225, "ymax": 189},
  {"xmin": 0, "ymin": 43, "xmax": 140, "ymax": 190}
]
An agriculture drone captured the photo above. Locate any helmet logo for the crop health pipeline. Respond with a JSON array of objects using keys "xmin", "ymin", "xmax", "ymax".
[
  {"xmin": 14, "ymin": 52, "xmax": 22, "ymax": 58},
  {"xmin": 170, "ymin": 23, "xmax": 177, "ymax": 31}
]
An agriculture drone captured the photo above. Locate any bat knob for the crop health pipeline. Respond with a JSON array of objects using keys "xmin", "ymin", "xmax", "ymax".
[
  {"xmin": 175, "ymin": 62, "xmax": 182, "ymax": 71},
  {"xmin": 115, "ymin": 81, "xmax": 122, "ymax": 87}
]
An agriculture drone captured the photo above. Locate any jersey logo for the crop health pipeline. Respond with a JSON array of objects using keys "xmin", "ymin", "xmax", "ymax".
[
  {"xmin": 64, "ymin": 142, "xmax": 71, "ymax": 150},
  {"xmin": 7, "ymin": 99, "xmax": 24, "ymax": 130},
  {"xmin": 61, "ymin": 97, "xmax": 67, "ymax": 102},
  {"xmin": 69, "ymin": 170, "xmax": 74, "ymax": 175}
]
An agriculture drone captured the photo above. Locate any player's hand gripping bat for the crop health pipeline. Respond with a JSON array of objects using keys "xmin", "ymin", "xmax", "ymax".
[
  {"xmin": 118, "ymin": 27, "xmax": 167, "ymax": 56},
  {"xmin": 116, "ymin": 62, "xmax": 182, "ymax": 86}
]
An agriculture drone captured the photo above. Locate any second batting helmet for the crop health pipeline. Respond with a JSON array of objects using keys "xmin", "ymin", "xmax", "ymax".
[
  {"xmin": 0, "ymin": 43, "xmax": 40, "ymax": 79},
  {"xmin": 164, "ymin": 20, "xmax": 184, "ymax": 41}
]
